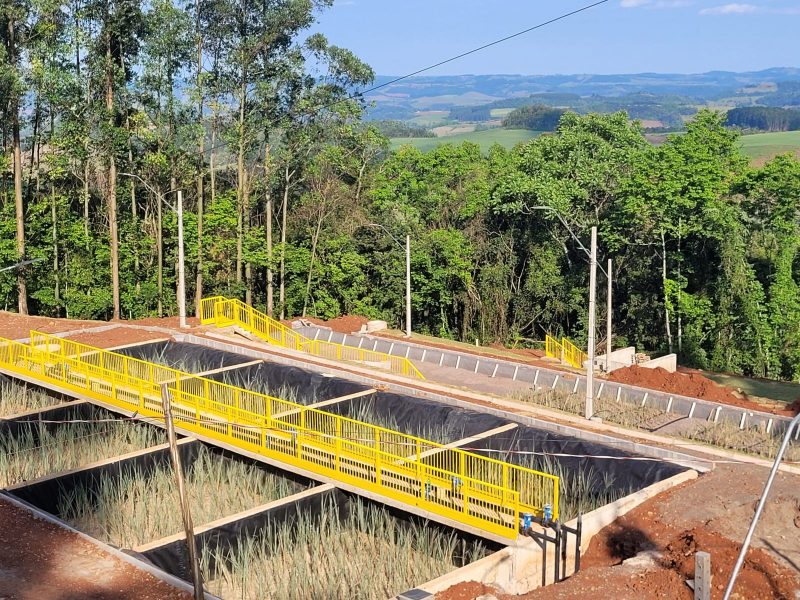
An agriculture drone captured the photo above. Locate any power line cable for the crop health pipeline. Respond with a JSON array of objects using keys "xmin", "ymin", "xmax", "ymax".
[
  {"xmin": 200, "ymin": 0, "xmax": 611, "ymax": 157},
  {"xmin": 353, "ymin": 0, "xmax": 610, "ymax": 100}
]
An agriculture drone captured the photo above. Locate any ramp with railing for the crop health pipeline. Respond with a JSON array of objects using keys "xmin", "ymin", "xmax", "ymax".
[
  {"xmin": 545, "ymin": 335, "xmax": 588, "ymax": 370},
  {"xmin": 200, "ymin": 297, "xmax": 425, "ymax": 380},
  {"xmin": 0, "ymin": 331, "xmax": 559, "ymax": 540}
]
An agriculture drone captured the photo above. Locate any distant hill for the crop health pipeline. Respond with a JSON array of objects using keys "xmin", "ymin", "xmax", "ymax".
[{"xmin": 365, "ymin": 68, "xmax": 800, "ymax": 121}]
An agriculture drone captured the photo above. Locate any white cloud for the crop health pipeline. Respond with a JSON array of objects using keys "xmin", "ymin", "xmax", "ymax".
[
  {"xmin": 621, "ymin": 0, "xmax": 691, "ymax": 8},
  {"xmin": 699, "ymin": 3, "xmax": 758, "ymax": 14}
]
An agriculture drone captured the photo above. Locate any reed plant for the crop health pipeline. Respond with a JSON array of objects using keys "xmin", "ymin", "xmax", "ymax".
[
  {"xmin": 515, "ymin": 387, "xmax": 799, "ymax": 461},
  {"xmin": 517, "ymin": 453, "xmax": 630, "ymax": 522},
  {"xmin": 513, "ymin": 388, "xmax": 667, "ymax": 430},
  {"xmin": 201, "ymin": 496, "xmax": 487, "ymax": 600},
  {"xmin": 685, "ymin": 420, "xmax": 800, "ymax": 462},
  {"xmin": 57, "ymin": 444, "xmax": 304, "ymax": 547},
  {"xmin": 0, "ymin": 418, "xmax": 165, "ymax": 487},
  {"xmin": 141, "ymin": 344, "xmax": 218, "ymax": 374},
  {"xmin": 218, "ymin": 370, "xmax": 303, "ymax": 405},
  {"xmin": 346, "ymin": 397, "xmax": 467, "ymax": 445},
  {"xmin": 0, "ymin": 377, "xmax": 64, "ymax": 417}
]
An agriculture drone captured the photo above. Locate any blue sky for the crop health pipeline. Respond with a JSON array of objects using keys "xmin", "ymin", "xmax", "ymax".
[{"xmin": 313, "ymin": 0, "xmax": 799, "ymax": 75}]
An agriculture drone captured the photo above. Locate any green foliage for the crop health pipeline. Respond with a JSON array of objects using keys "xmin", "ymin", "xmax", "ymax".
[
  {"xmin": 502, "ymin": 104, "xmax": 565, "ymax": 131},
  {"xmin": 3, "ymin": 5, "xmax": 800, "ymax": 388}
]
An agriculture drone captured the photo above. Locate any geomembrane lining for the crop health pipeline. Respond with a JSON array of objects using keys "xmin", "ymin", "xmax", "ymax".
[
  {"xmin": 109, "ymin": 342, "xmax": 689, "ymax": 499},
  {"xmin": 114, "ymin": 340, "xmax": 254, "ymax": 373}
]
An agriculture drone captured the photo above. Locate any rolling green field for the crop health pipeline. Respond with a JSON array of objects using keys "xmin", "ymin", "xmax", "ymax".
[
  {"xmin": 738, "ymin": 131, "xmax": 800, "ymax": 163},
  {"xmin": 389, "ymin": 129, "xmax": 541, "ymax": 153},
  {"xmin": 490, "ymin": 108, "xmax": 514, "ymax": 118}
]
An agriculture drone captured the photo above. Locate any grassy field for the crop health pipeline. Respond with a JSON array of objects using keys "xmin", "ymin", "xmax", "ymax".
[
  {"xmin": 738, "ymin": 131, "xmax": 800, "ymax": 164},
  {"xmin": 389, "ymin": 129, "xmax": 541, "ymax": 153},
  {"xmin": 702, "ymin": 372, "xmax": 800, "ymax": 404},
  {"xmin": 490, "ymin": 108, "xmax": 514, "ymax": 118}
]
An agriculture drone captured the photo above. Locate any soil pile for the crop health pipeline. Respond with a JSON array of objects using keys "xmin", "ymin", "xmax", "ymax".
[
  {"xmin": 608, "ymin": 365, "xmax": 747, "ymax": 406},
  {"xmin": 286, "ymin": 314, "xmax": 369, "ymax": 335}
]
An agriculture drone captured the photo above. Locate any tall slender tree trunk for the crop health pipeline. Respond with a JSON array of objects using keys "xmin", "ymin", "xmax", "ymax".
[
  {"xmin": 9, "ymin": 17, "xmax": 27, "ymax": 314},
  {"xmin": 194, "ymin": 10, "xmax": 204, "ymax": 317},
  {"xmin": 302, "ymin": 211, "xmax": 323, "ymax": 318},
  {"xmin": 157, "ymin": 187, "xmax": 164, "ymax": 317},
  {"xmin": 265, "ymin": 146, "xmax": 273, "ymax": 316},
  {"xmin": 50, "ymin": 112, "xmax": 60, "ymax": 315},
  {"xmin": 105, "ymin": 12, "xmax": 120, "ymax": 320},
  {"xmin": 661, "ymin": 230, "xmax": 673, "ymax": 354},
  {"xmin": 209, "ymin": 112, "xmax": 217, "ymax": 204},
  {"xmin": 279, "ymin": 166, "xmax": 291, "ymax": 320},
  {"xmin": 236, "ymin": 78, "xmax": 246, "ymax": 289}
]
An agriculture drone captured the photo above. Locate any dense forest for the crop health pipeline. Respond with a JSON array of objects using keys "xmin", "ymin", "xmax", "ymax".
[
  {"xmin": 502, "ymin": 105, "xmax": 565, "ymax": 131},
  {"xmin": 726, "ymin": 106, "xmax": 800, "ymax": 131},
  {"xmin": 3, "ymin": 2, "xmax": 800, "ymax": 381}
]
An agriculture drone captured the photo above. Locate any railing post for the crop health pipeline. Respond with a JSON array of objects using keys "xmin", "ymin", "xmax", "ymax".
[
  {"xmin": 335, "ymin": 419, "xmax": 342, "ymax": 472},
  {"xmin": 375, "ymin": 429, "xmax": 381, "ymax": 485}
]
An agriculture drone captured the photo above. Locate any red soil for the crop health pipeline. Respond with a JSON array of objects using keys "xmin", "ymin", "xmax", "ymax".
[
  {"xmin": 0, "ymin": 311, "xmax": 101, "ymax": 340},
  {"xmin": 607, "ymin": 365, "xmax": 791, "ymax": 415},
  {"xmin": 67, "ymin": 327, "xmax": 172, "ymax": 349},
  {"xmin": 438, "ymin": 463, "xmax": 800, "ymax": 600},
  {"xmin": 286, "ymin": 314, "xmax": 370, "ymax": 335},
  {"xmin": 0, "ymin": 497, "xmax": 191, "ymax": 600}
]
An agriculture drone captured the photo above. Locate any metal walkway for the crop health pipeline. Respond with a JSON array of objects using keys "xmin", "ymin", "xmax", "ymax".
[
  {"xmin": 0, "ymin": 331, "xmax": 558, "ymax": 540},
  {"xmin": 199, "ymin": 296, "xmax": 425, "ymax": 380}
]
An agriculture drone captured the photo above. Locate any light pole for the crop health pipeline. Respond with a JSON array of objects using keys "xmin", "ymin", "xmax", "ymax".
[
  {"xmin": 119, "ymin": 173, "xmax": 188, "ymax": 328},
  {"xmin": 366, "ymin": 223, "xmax": 412, "ymax": 338},
  {"xmin": 524, "ymin": 205, "xmax": 610, "ymax": 420}
]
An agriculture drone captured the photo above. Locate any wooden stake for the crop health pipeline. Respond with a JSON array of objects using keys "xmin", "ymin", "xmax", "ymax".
[
  {"xmin": 161, "ymin": 384, "xmax": 204, "ymax": 600},
  {"xmin": 695, "ymin": 551, "xmax": 711, "ymax": 600}
]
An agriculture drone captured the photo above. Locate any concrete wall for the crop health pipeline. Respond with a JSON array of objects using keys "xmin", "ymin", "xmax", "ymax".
[
  {"xmin": 412, "ymin": 469, "xmax": 698, "ymax": 596},
  {"xmin": 641, "ymin": 353, "xmax": 677, "ymax": 373}
]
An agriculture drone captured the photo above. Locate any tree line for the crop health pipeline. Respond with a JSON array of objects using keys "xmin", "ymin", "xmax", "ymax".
[
  {"xmin": 726, "ymin": 107, "xmax": 800, "ymax": 132},
  {"xmin": 3, "ymin": 2, "xmax": 800, "ymax": 381}
]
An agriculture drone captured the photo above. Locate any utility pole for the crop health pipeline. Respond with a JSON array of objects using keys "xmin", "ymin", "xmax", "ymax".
[
  {"xmin": 160, "ymin": 385, "xmax": 203, "ymax": 600},
  {"xmin": 586, "ymin": 226, "xmax": 597, "ymax": 419},
  {"xmin": 405, "ymin": 234, "xmax": 412, "ymax": 338},
  {"xmin": 607, "ymin": 258, "xmax": 612, "ymax": 372},
  {"xmin": 177, "ymin": 191, "xmax": 187, "ymax": 329}
]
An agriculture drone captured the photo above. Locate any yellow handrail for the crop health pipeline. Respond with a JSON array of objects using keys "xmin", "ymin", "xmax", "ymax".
[
  {"xmin": 545, "ymin": 335, "xmax": 563, "ymax": 361},
  {"xmin": 561, "ymin": 337, "xmax": 588, "ymax": 370},
  {"xmin": 0, "ymin": 332, "xmax": 559, "ymax": 539},
  {"xmin": 200, "ymin": 297, "xmax": 425, "ymax": 380}
]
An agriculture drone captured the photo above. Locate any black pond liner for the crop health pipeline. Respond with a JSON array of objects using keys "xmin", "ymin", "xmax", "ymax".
[
  {"xmin": 143, "ymin": 487, "xmax": 501, "ymax": 584},
  {"xmin": 205, "ymin": 360, "xmax": 369, "ymax": 406},
  {"xmin": 114, "ymin": 340, "xmax": 253, "ymax": 373},
  {"xmin": 9, "ymin": 439, "xmax": 313, "ymax": 535},
  {"xmin": 468, "ymin": 426, "xmax": 687, "ymax": 497},
  {"xmin": 327, "ymin": 392, "xmax": 510, "ymax": 444},
  {"xmin": 0, "ymin": 401, "xmax": 103, "ymax": 444},
  {"xmin": 112, "ymin": 342, "xmax": 687, "ymax": 498}
]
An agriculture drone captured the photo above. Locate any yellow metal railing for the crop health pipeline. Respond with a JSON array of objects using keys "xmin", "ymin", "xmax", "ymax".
[
  {"xmin": 200, "ymin": 296, "xmax": 425, "ymax": 380},
  {"xmin": 545, "ymin": 335, "xmax": 563, "ymax": 362},
  {"xmin": 545, "ymin": 335, "xmax": 587, "ymax": 370},
  {"xmin": 561, "ymin": 337, "xmax": 588, "ymax": 370},
  {"xmin": 0, "ymin": 332, "xmax": 559, "ymax": 539}
]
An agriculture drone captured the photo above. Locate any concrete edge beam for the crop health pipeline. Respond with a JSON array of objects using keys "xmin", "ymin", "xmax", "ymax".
[
  {"xmin": 7, "ymin": 437, "xmax": 199, "ymax": 516},
  {"xmin": 273, "ymin": 388, "xmax": 377, "ymax": 419},
  {"xmin": 413, "ymin": 468, "xmax": 699, "ymax": 596},
  {"xmin": 177, "ymin": 335, "xmax": 718, "ymax": 473},
  {"xmin": 417, "ymin": 423, "xmax": 518, "ymax": 461},
  {"xmin": 0, "ymin": 371, "xmax": 514, "ymax": 546},
  {"xmin": 0, "ymin": 491, "xmax": 221, "ymax": 600},
  {"xmin": 135, "ymin": 484, "xmax": 338, "ymax": 581},
  {"xmin": 0, "ymin": 400, "xmax": 99, "ymax": 443},
  {"xmin": 0, "ymin": 399, "xmax": 88, "ymax": 422}
]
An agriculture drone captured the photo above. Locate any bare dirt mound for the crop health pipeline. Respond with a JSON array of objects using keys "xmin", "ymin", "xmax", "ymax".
[
  {"xmin": 608, "ymin": 365, "xmax": 760, "ymax": 409},
  {"xmin": 287, "ymin": 314, "xmax": 369, "ymax": 335}
]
